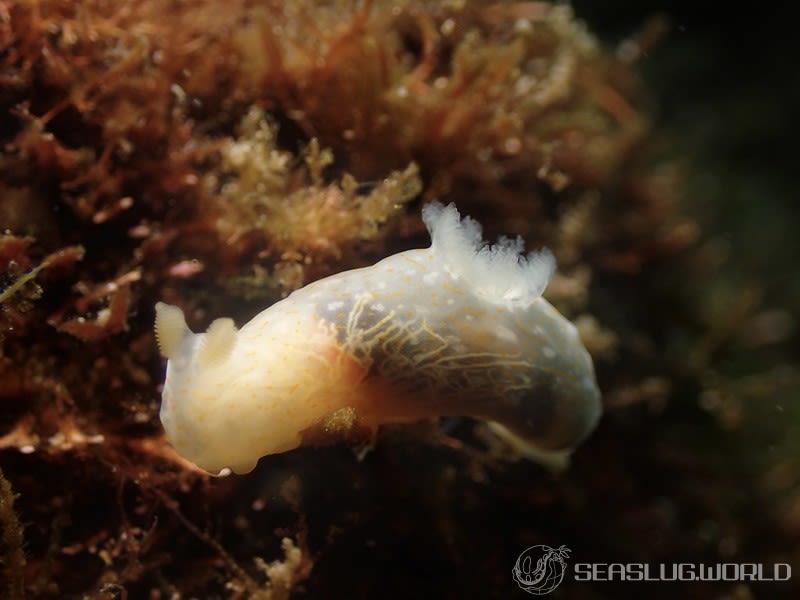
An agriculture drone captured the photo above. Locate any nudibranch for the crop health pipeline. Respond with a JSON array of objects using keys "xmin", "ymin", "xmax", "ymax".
[{"xmin": 155, "ymin": 203, "xmax": 601, "ymax": 474}]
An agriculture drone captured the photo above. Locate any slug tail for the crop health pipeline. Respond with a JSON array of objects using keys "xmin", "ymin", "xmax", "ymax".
[{"xmin": 487, "ymin": 422, "xmax": 572, "ymax": 472}]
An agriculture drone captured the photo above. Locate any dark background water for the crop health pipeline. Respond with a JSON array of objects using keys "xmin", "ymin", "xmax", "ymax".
[{"xmin": 575, "ymin": 0, "xmax": 799, "ymax": 306}]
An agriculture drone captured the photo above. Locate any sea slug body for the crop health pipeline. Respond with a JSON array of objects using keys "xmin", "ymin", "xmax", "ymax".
[{"xmin": 155, "ymin": 203, "xmax": 602, "ymax": 474}]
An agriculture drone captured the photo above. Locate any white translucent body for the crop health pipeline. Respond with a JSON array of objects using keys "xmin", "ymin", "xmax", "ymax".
[{"xmin": 156, "ymin": 203, "xmax": 602, "ymax": 474}]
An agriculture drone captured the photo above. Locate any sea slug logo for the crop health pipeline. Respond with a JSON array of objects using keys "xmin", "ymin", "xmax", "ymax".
[{"xmin": 512, "ymin": 544, "xmax": 571, "ymax": 595}]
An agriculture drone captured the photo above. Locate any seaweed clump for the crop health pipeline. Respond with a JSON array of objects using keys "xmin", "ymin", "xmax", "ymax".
[
  {"xmin": 0, "ymin": 1, "xmax": 796, "ymax": 598},
  {"xmin": 0, "ymin": 467, "xmax": 25, "ymax": 600},
  {"xmin": 217, "ymin": 108, "xmax": 421, "ymax": 295}
]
